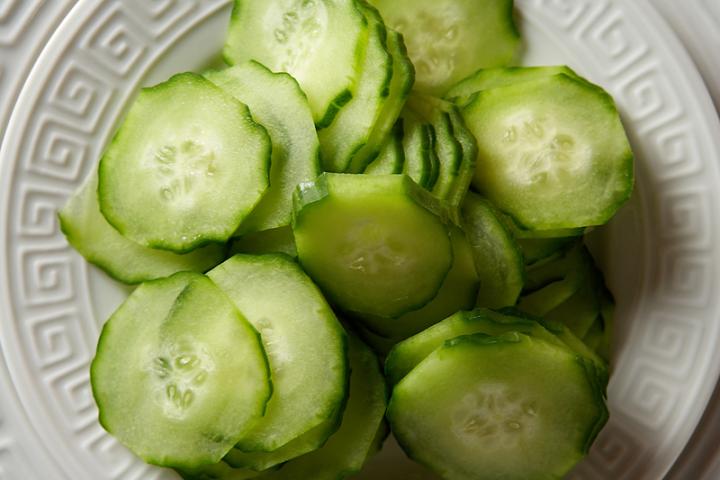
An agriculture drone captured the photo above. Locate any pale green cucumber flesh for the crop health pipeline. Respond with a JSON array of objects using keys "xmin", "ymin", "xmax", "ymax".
[
  {"xmin": 91, "ymin": 273, "xmax": 271, "ymax": 469},
  {"xmin": 363, "ymin": 121, "xmax": 405, "ymax": 175},
  {"xmin": 224, "ymin": 0, "xmax": 368, "ymax": 127},
  {"xmin": 462, "ymin": 73, "xmax": 634, "ymax": 230},
  {"xmin": 387, "ymin": 333, "xmax": 608, "ymax": 480},
  {"xmin": 59, "ymin": 173, "xmax": 224, "ymax": 284},
  {"xmin": 359, "ymin": 226, "xmax": 479, "ymax": 340},
  {"xmin": 98, "ymin": 72, "xmax": 271, "ymax": 252},
  {"xmin": 204, "ymin": 62, "xmax": 320, "ymax": 234},
  {"xmin": 369, "ymin": 0, "xmax": 519, "ymax": 94},
  {"xmin": 293, "ymin": 173, "xmax": 453, "ymax": 318},
  {"xmin": 208, "ymin": 254, "xmax": 348, "ymax": 452}
]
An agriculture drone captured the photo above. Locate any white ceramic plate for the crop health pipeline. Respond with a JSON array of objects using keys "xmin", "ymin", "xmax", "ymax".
[{"xmin": 2, "ymin": 1, "xmax": 720, "ymax": 479}]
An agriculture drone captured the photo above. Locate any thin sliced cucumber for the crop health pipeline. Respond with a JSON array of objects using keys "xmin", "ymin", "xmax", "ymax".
[
  {"xmin": 349, "ymin": 29, "xmax": 415, "ymax": 172},
  {"xmin": 385, "ymin": 308, "xmax": 567, "ymax": 386},
  {"xmin": 400, "ymin": 110, "xmax": 434, "ymax": 189},
  {"xmin": 445, "ymin": 108, "xmax": 477, "ymax": 212},
  {"xmin": 462, "ymin": 73, "xmax": 634, "ymax": 230},
  {"xmin": 59, "ymin": 173, "xmax": 224, "ymax": 284},
  {"xmin": 229, "ymin": 226, "xmax": 297, "ymax": 259},
  {"xmin": 208, "ymin": 254, "xmax": 348, "ymax": 452},
  {"xmin": 204, "ymin": 62, "xmax": 320, "ymax": 234},
  {"xmin": 318, "ymin": 3, "xmax": 393, "ymax": 172},
  {"xmin": 91, "ymin": 273, "xmax": 271, "ymax": 468},
  {"xmin": 252, "ymin": 334, "xmax": 387, "ymax": 480},
  {"xmin": 98, "ymin": 72, "xmax": 271, "ymax": 252},
  {"xmin": 447, "ymin": 65, "xmax": 580, "ymax": 106},
  {"xmin": 369, "ymin": 0, "xmax": 520, "ymax": 94},
  {"xmin": 293, "ymin": 173, "xmax": 453, "ymax": 318},
  {"xmin": 224, "ymin": 415, "xmax": 344, "ymax": 471},
  {"xmin": 363, "ymin": 121, "xmax": 405, "ymax": 175},
  {"xmin": 519, "ymin": 242, "xmax": 592, "ymax": 315},
  {"xmin": 224, "ymin": 0, "xmax": 368, "ymax": 127},
  {"xmin": 387, "ymin": 332, "xmax": 608, "ymax": 479},
  {"xmin": 462, "ymin": 193, "xmax": 524, "ymax": 308},
  {"xmin": 359, "ymin": 226, "xmax": 479, "ymax": 340},
  {"xmin": 545, "ymin": 271, "xmax": 601, "ymax": 339},
  {"xmin": 583, "ymin": 283, "xmax": 614, "ymax": 363},
  {"xmin": 517, "ymin": 236, "xmax": 577, "ymax": 265}
]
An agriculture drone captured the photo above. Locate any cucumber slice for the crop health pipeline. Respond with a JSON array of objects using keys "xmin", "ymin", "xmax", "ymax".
[
  {"xmin": 447, "ymin": 65, "xmax": 580, "ymax": 106},
  {"xmin": 223, "ymin": 415, "xmax": 344, "ymax": 471},
  {"xmin": 293, "ymin": 173, "xmax": 453, "ymax": 318},
  {"xmin": 349, "ymin": 29, "xmax": 415, "ymax": 173},
  {"xmin": 445, "ymin": 107, "xmax": 477, "ymax": 212},
  {"xmin": 400, "ymin": 111, "xmax": 434, "ymax": 189},
  {"xmin": 359, "ymin": 226, "xmax": 479, "ymax": 340},
  {"xmin": 516, "ymin": 236, "xmax": 577, "ymax": 265},
  {"xmin": 252, "ymin": 334, "xmax": 387, "ymax": 480},
  {"xmin": 544, "ymin": 271, "xmax": 601, "ymax": 339},
  {"xmin": 385, "ymin": 308, "xmax": 567, "ymax": 386},
  {"xmin": 318, "ymin": 3, "xmax": 393, "ymax": 172},
  {"xmin": 462, "ymin": 73, "xmax": 634, "ymax": 230},
  {"xmin": 461, "ymin": 193, "xmax": 524, "ymax": 309},
  {"xmin": 387, "ymin": 332, "xmax": 608, "ymax": 479},
  {"xmin": 519, "ymin": 242, "xmax": 592, "ymax": 315},
  {"xmin": 208, "ymin": 254, "xmax": 348, "ymax": 452},
  {"xmin": 224, "ymin": 0, "xmax": 367, "ymax": 127},
  {"xmin": 91, "ymin": 273, "xmax": 271, "ymax": 468},
  {"xmin": 98, "ymin": 73, "xmax": 271, "ymax": 253},
  {"xmin": 204, "ymin": 62, "xmax": 320, "ymax": 234},
  {"xmin": 229, "ymin": 227, "xmax": 297, "ymax": 259},
  {"xmin": 369, "ymin": 0, "xmax": 520, "ymax": 94},
  {"xmin": 363, "ymin": 121, "xmax": 405, "ymax": 175},
  {"xmin": 178, "ymin": 463, "xmax": 267, "ymax": 480},
  {"xmin": 59, "ymin": 173, "xmax": 224, "ymax": 284}
]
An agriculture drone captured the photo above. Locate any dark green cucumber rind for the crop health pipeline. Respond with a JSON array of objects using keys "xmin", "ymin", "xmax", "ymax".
[
  {"xmin": 58, "ymin": 175, "xmax": 225, "ymax": 284},
  {"xmin": 424, "ymin": 123, "xmax": 440, "ymax": 190},
  {"xmin": 388, "ymin": 332, "xmax": 606, "ymax": 479},
  {"xmin": 400, "ymin": 111, "xmax": 433, "ymax": 189},
  {"xmin": 92, "ymin": 273, "xmax": 273, "ymax": 469},
  {"xmin": 293, "ymin": 173, "xmax": 454, "ymax": 318},
  {"xmin": 363, "ymin": 120, "xmax": 405, "ymax": 175},
  {"xmin": 462, "ymin": 192, "xmax": 525, "ymax": 309},
  {"xmin": 349, "ymin": 29, "xmax": 415, "ymax": 172},
  {"xmin": 250, "ymin": 334, "xmax": 387, "ymax": 480},
  {"xmin": 445, "ymin": 108, "xmax": 477, "ymax": 213},
  {"xmin": 430, "ymin": 112, "xmax": 462, "ymax": 198},
  {"xmin": 98, "ymin": 72, "xmax": 272, "ymax": 253},
  {"xmin": 446, "ymin": 65, "xmax": 581, "ymax": 106},
  {"xmin": 208, "ymin": 254, "xmax": 348, "ymax": 452},
  {"xmin": 229, "ymin": 226, "xmax": 297, "ymax": 259},
  {"xmin": 224, "ymin": 0, "xmax": 368, "ymax": 128},
  {"xmin": 357, "ymin": 226, "xmax": 478, "ymax": 340},
  {"xmin": 462, "ymin": 73, "xmax": 634, "ymax": 230},
  {"xmin": 319, "ymin": 3, "xmax": 393, "ymax": 171}
]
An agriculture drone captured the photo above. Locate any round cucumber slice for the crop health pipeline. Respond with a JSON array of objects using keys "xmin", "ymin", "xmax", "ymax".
[
  {"xmin": 462, "ymin": 73, "xmax": 634, "ymax": 230},
  {"xmin": 369, "ymin": 0, "xmax": 520, "ymax": 94},
  {"xmin": 387, "ymin": 332, "xmax": 608, "ymax": 479},
  {"xmin": 208, "ymin": 254, "xmax": 348, "ymax": 453},
  {"xmin": 293, "ymin": 173, "xmax": 453, "ymax": 318},
  {"xmin": 204, "ymin": 62, "xmax": 321, "ymax": 235},
  {"xmin": 251, "ymin": 334, "xmax": 387, "ymax": 480},
  {"xmin": 98, "ymin": 72, "xmax": 271, "ymax": 252},
  {"xmin": 91, "ymin": 273, "xmax": 271, "ymax": 469},
  {"xmin": 59, "ymin": 173, "xmax": 224, "ymax": 284},
  {"xmin": 224, "ymin": 0, "xmax": 368, "ymax": 127}
]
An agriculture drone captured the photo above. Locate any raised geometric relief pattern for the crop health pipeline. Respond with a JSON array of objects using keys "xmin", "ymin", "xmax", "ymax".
[
  {"xmin": 1, "ymin": 1, "xmax": 228, "ymax": 479},
  {"xmin": 1, "ymin": 1, "xmax": 719, "ymax": 480},
  {"xmin": 523, "ymin": 0, "xmax": 720, "ymax": 478}
]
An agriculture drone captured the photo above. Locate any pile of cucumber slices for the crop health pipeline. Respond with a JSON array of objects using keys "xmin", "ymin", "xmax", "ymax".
[{"xmin": 59, "ymin": 0, "xmax": 634, "ymax": 479}]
